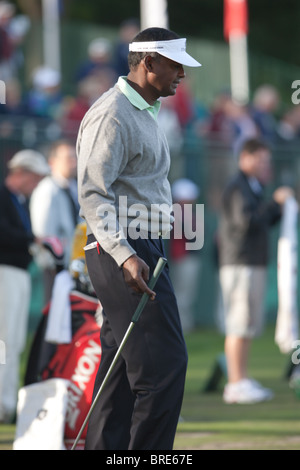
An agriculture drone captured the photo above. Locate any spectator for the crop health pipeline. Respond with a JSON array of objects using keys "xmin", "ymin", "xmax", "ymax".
[
  {"xmin": 62, "ymin": 69, "xmax": 116, "ymax": 139},
  {"xmin": 251, "ymin": 85, "xmax": 280, "ymax": 144},
  {"xmin": 76, "ymin": 37, "xmax": 115, "ymax": 83},
  {"xmin": 0, "ymin": 1, "xmax": 15, "ymax": 80},
  {"xmin": 7, "ymin": 13, "xmax": 30, "ymax": 78},
  {"xmin": 277, "ymin": 106, "xmax": 300, "ymax": 144},
  {"xmin": 275, "ymin": 106, "xmax": 300, "ymax": 186},
  {"xmin": 205, "ymin": 90, "xmax": 233, "ymax": 144},
  {"xmin": 157, "ymin": 95, "xmax": 183, "ymax": 179},
  {"xmin": 0, "ymin": 77, "xmax": 23, "ymax": 115},
  {"xmin": 30, "ymin": 140, "xmax": 79, "ymax": 302},
  {"xmin": 170, "ymin": 178, "xmax": 201, "ymax": 333},
  {"xmin": 24, "ymin": 66, "xmax": 63, "ymax": 120},
  {"xmin": 172, "ymin": 80, "xmax": 195, "ymax": 129},
  {"xmin": 0, "ymin": 78, "xmax": 26, "ymax": 143},
  {"xmin": 223, "ymin": 98, "xmax": 258, "ymax": 155},
  {"xmin": 0, "ymin": 149, "xmax": 50, "ymax": 423},
  {"xmin": 218, "ymin": 138, "xmax": 293, "ymax": 404},
  {"xmin": 113, "ymin": 18, "xmax": 140, "ymax": 77},
  {"xmin": 61, "ymin": 78, "xmax": 92, "ymax": 140}
]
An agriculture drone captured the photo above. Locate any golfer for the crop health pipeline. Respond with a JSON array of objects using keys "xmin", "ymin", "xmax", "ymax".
[{"xmin": 77, "ymin": 27, "xmax": 201, "ymax": 450}]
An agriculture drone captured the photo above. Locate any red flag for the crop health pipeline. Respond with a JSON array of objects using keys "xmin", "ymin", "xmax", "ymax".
[{"xmin": 224, "ymin": 0, "xmax": 248, "ymax": 41}]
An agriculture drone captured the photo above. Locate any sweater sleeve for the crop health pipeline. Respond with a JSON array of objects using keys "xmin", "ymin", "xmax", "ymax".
[{"xmin": 77, "ymin": 110, "xmax": 136, "ymax": 266}]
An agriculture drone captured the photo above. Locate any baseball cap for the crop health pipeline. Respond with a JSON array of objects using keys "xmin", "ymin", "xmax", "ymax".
[
  {"xmin": 33, "ymin": 66, "xmax": 61, "ymax": 89},
  {"xmin": 8, "ymin": 150, "xmax": 50, "ymax": 176},
  {"xmin": 172, "ymin": 178, "xmax": 200, "ymax": 201},
  {"xmin": 129, "ymin": 38, "xmax": 201, "ymax": 67},
  {"xmin": 88, "ymin": 38, "xmax": 112, "ymax": 58}
]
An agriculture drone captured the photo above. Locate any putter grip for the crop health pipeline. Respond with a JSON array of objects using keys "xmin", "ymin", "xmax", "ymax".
[{"xmin": 131, "ymin": 257, "xmax": 167, "ymax": 323}]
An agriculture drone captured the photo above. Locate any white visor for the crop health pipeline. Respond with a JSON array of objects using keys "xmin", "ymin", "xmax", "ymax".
[{"xmin": 129, "ymin": 38, "xmax": 201, "ymax": 68}]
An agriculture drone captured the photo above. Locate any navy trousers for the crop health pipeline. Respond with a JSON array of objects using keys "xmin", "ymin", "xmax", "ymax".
[{"xmin": 84, "ymin": 234, "xmax": 188, "ymax": 450}]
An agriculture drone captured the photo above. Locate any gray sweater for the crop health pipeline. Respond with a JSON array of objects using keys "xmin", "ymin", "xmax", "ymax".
[{"xmin": 77, "ymin": 83, "xmax": 173, "ymax": 266}]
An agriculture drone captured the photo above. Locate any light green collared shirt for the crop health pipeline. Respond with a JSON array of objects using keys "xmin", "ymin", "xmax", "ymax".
[{"xmin": 117, "ymin": 76, "xmax": 161, "ymax": 121}]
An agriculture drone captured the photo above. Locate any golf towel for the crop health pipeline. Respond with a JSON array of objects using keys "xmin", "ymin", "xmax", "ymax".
[
  {"xmin": 45, "ymin": 270, "xmax": 74, "ymax": 344},
  {"xmin": 275, "ymin": 196, "xmax": 299, "ymax": 353}
]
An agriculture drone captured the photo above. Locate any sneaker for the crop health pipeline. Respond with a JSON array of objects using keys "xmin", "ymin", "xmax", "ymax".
[
  {"xmin": 223, "ymin": 378, "xmax": 274, "ymax": 404},
  {"xmin": 248, "ymin": 378, "xmax": 273, "ymax": 395}
]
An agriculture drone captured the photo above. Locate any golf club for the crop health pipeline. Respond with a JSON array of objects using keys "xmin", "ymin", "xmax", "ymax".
[{"xmin": 71, "ymin": 256, "xmax": 168, "ymax": 450}]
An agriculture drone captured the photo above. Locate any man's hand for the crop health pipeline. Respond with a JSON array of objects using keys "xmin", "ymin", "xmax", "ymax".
[
  {"xmin": 273, "ymin": 186, "xmax": 295, "ymax": 205},
  {"xmin": 122, "ymin": 254, "xmax": 156, "ymax": 300}
]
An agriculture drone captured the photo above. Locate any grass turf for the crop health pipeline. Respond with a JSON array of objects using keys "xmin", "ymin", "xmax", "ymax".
[
  {"xmin": 174, "ymin": 326, "xmax": 300, "ymax": 450},
  {"xmin": 1, "ymin": 325, "xmax": 300, "ymax": 450}
]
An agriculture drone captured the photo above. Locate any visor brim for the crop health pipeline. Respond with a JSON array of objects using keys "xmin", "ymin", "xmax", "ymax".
[{"xmin": 158, "ymin": 51, "xmax": 201, "ymax": 68}]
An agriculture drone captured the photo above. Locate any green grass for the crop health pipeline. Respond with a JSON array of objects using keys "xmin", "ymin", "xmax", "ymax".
[
  {"xmin": 0, "ymin": 425, "xmax": 15, "ymax": 451},
  {"xmin": 174, "ymin": 326, "xmax": 300, "ymax": 450},
  {"xmin": 1, "ymin": 326, "xmax": 300, "ymax": 450}
]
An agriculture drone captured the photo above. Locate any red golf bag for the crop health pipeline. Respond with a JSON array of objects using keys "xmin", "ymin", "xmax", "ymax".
[{"xmin": 25, "ymin": 290, "xmax": 101, "ymax": 450}]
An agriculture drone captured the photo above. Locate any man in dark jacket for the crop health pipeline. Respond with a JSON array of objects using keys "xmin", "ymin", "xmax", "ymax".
[
  {"xmin": 218, "ymin": 138, "xmax": 293, "ymax": 404},
  {"xmin": 0, "ymin": 149, "xmax": 49, "ymax": 422}
]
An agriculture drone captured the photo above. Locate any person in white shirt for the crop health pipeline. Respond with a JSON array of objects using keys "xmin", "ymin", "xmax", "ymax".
[{"xmin": 30, "ymin": 139, "xmax": 79, "ymax": 302}]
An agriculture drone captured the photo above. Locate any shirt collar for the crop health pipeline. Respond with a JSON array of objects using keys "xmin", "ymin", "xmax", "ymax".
[
  {"xmin": 247, "ymin": 176, "xmax": 263, "ymax": 195},
  {"xmin": 117, "ymin": 76, "xmax": 161, "ymax": 120}
]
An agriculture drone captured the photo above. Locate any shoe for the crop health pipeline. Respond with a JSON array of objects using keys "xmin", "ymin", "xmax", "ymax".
[
  {"xmin": 248, "ymin": 378, "xmax": 273, "ymax": 395},
  {"xmin": 223, "ymin": 378, "xmax": 274, "ymax": 404}
]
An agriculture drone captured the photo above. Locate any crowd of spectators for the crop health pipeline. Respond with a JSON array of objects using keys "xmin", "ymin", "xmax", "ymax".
[{"xmin": 1, "ymin": 2, "xmax": 300, "ymax": 187}]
